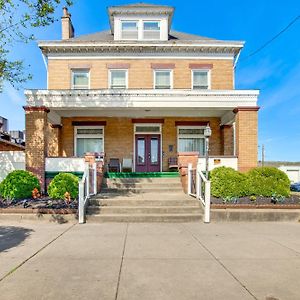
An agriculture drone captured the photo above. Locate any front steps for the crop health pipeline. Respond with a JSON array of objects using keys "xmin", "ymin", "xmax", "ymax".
[{"xmin": 86, "ymin": 177, "xmax": 203, "ymax": 223}]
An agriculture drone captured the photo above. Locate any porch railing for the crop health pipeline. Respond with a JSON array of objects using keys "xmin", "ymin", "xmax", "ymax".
[
  {"xmin": 188, "ymin": 160, "xmax": 211, "ymax": 223},
  {"xmin": 78, "ymin": 162, "xmax": 97, "ymax": 224}
]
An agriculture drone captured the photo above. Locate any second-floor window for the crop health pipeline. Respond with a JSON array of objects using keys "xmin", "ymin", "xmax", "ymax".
[
  {"xmin": 192, "ymin": 70, "xmax": 210, "ymax": 89},
  {"xmin": 121, "ymin": 21, "xmax": 138, "ymax": 40},
  {"xmin": 143, "ymin": 21, "xmax": 160, "ymax": 40},
  {"xmin": 72, "ymin": 70, "xmax": 90, "ymax": 89},
  {"xmin": 154, "ymin": 70, "xmax": 172, "ymax": 89},
  {"xmin": 109, "ymin": 70, "xmax": 128, "ymax": 89}
]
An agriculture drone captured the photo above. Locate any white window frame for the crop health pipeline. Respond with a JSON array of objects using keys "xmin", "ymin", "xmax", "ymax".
[
  {"xmin": 133, "ymin": 123, "xmax": 163, "ymax": 172},
  {"xmin": 74, "ymin": 126, "xmax": 104, "ymax": 157},
  {"xmin": 142, "ymin": 20, "xmax": 161, "ymax": 40},
  {"xmin": 153, "ymin": 69, "xmax": 173, "ymax": 89},
  {"xmin": 108, "ymin": 69, "xmax": 128, "ymax": 89},
  {"xmin": 71, "ymin": 69, "xmax": 90, "ymax": 90},
  {"xmin": 121, "ymin": 20, "xmax": 139, "ymax": 40},
  {"xmin": 177, "ymin": 126, "xmax": 206, "ymax": 155},
  {"xmin": 191, "ymin": 69, "xmax": 211, "ymax": 90}
]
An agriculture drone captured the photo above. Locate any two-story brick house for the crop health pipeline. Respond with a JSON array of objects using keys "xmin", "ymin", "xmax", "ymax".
[{"xmin": 24, "ymin": 3, "xmax": 259, "ymax": 190}]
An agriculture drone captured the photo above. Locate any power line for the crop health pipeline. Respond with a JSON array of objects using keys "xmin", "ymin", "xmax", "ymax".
[{"xmin": 239, "ymin": 14, "xmax": 300, "ymax": 63}]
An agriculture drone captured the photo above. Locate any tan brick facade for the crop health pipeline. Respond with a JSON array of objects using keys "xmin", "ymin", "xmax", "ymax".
[
  {"xmin": 58, "ymin": 116, "xmax": 223, "ymax": 172},
  {"xmin": 25, "ymin": 108, "xmax": 49, "ymax": 191},
  {"xmin": 235, "ymin": 109, "xmax": 258, "ymax": 172},
  {"xmin": 221, "ymin": 125, "xmax": 234, "ymax": 156},
  {"xmin": 48, "ymin": 59, "xmax": 234, "ymax": 90}
]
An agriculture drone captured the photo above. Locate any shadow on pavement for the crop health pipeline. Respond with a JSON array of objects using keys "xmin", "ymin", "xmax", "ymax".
[{"xmin": 0, "ymin": 226, "xmax": 34, "ymax": 253}]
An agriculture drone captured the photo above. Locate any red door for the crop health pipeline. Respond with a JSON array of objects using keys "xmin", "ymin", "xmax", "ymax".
[{"xmin": 135, "ymin": 135, "xmax": 161, "ymax": 172}]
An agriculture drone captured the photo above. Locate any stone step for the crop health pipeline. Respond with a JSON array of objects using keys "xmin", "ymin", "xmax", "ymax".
[
  {"xmin": 101, "ymin": 187, "xmax": 183, "ymax": 194},
  {"xmin": 90, "ymin": 199, "xmax": 198, "ymax": 207},
  {"xmin": 86, "ymin": 213, "xmax": 203, "ymax": 223},
  {"xmin": 87, "ymin": 205, "xmax": 202, "ymax": 214}
]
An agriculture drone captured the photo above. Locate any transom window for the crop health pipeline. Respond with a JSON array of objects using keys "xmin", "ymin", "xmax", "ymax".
[
  {"xmin": 109, "ymin": 70, "xmax": 128, "ymax": 89},
  {"xmin": 135, "ymin": 125, "xmax": 161, "ymax": 133},
  {"xmin": 192, "ymin": 70, "xmax": 210, "ymax": 89},
  {"xmin": 121, "ymin": 21, "xmax": 138, "ymax": 40},
  {"xmin": 75, "ymin": 126, "xmax": 104, "ymax": 157},
  {"xmin": 154, "ymin": 70, "xmax": 172, "ymax": 89},
  {"xmin": 72, "ymin": 70, "xmax": 89, "ymax": 89},
  {"xmin": 178, "ymin": 126, "xmax": 205, "ymax": 155},
  {"xmin": 143, "ymin": 21, "xmax": 160, "ymax": 39}
]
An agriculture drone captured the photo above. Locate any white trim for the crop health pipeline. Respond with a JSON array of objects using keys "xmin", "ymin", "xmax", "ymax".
[
  {"xmin": 108, "ymin": 69, "xmax": 128, "ymax": 89},
  {"xmin": 191, "ymin": 69, "xmax": 211, "ymax": 90},
  {"xmin": 153, "ymin": 69, "xmax": 173, "ymax": 89},
  {"xmin": 47, "ymin": 54, "xmax": 235, "ymax": 60},
  {"xmin": 71, "ymin": 69, "xmax": 90, "ymax": 90},
  {"xmin": 74, "ymin": 126, "xmax": 104, "ymax": 157},
  {"xmin": 177, "ymin": 126, "xmax": 206, "ymax": 155},
  {"xmin": 133, "ymin": 123, "xmax": 162, "ymax": 172}
]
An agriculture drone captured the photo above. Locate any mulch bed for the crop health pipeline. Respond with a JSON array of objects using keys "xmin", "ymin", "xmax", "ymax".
[
  {"xmin": 211, "ymin": 194, "xmax": 300, "ymax": 209},
  {"xmin": 0, "ymin": 197, "xmax": 77, "ymax": 214}
]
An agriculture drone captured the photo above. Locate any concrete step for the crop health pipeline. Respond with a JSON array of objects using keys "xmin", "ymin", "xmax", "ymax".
[
  {"xmin": 90, "ymin": 199, "xmax": 199, "ymax": 207},
  {"xmin": 101, "ymin": 187, "xmax": 183, "ymax": 194},
  {"xmin": 87, "ymin": 205, "xmax": 202, "ymax": 214},
  {"xmin": 86, "ymin": 213, "xmax": 203, "ymax": 223}
]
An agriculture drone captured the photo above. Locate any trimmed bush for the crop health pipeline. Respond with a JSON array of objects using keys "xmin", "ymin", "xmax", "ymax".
[
  {"xmin": 247, "ymin": 167, "xmax": 290, "ymax": 197},
  {"xmin": 0, "ymin": 170, "xmax": 40, "ymax": 200},
  {"xmin": 210, "ymin": 167, "xmax": 249, "ymax": 198},
  {"xmin": 48, "ymin": 173, "xmax": 79, "ymax": 200}
]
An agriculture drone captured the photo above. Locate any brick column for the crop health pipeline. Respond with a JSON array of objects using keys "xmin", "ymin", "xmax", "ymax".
[
  {"xmin": 221, "ymin": 125, "xmax": 234, "ymax": 155},
  {"xmin": 48, "ymin": 124, "xmax": 62, "ymax": 157},
  {"xmin": 24, "ymin": 106, "xmax": 49, "ymax": 192},
  {"xmin": 234, "ymin": 107, "xmax": 259, "ymax": 172}
]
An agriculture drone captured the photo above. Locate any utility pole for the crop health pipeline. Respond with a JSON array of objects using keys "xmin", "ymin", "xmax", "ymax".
[{"xmin": 262, "ymin": 144, "xmax": 265, "ymax": 167}]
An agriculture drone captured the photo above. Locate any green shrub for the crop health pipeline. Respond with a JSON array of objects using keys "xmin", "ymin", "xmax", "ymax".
[
  {"xmin": 247, "ymin": 167, "xmax": 290, "ymax": 197},
  {"xmin": 0, "ymin": 170, "xmax": 40, "ymax": 200},
  {"xmin": 210, "ymin": 167, "xmax": 249, "ymax": 198},
  {"xmin": 48, "ymin": 173, "xmax": 79, "ymax": 200}
]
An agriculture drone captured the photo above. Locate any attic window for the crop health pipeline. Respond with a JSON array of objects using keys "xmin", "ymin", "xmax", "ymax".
[
  {"xmin": 143, "ymin": 21, "xmax": 160, "ymax": 40},
  {"xmin": 121, "ymin": 21, "xmax": 138, "ymax": 40}
]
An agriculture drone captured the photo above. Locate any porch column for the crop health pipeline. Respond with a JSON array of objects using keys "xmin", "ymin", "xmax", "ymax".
[
  {"xmin": 24, "ymin": 106, "xmax": 49, "ymax": 192},
  {"xmin": 48, "ymin": 124, "xmax": 62, "ymax": 157},
  {"xmin": 234, "ymin": 107, "xmax": 259, "ymax": 172},
  {"xmin": 221, "ymin": 125, "xmax": 234, "ymax": 156}
]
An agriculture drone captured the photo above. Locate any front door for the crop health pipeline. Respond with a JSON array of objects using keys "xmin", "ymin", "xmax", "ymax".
[{"xmin": 135, "ymin": 134, "xmax": 161, "ymax": 172}]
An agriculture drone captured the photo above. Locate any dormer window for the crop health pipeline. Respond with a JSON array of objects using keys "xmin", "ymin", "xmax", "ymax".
[
  {"xmin": 121, "ymin": 21, "xmax": 138, "ymax": 40},
  {"xmin": 143, "ymin": 21, "xmax": 160, "ymax": 40}
]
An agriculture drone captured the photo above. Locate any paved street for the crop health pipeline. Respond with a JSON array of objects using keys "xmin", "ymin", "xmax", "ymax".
[{"xmin": 0, "ymin": 221, "xmax": 300, "ymax": 300}]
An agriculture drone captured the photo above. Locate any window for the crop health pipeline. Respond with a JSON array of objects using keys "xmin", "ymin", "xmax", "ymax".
[
  {"xmin": 121, "ymin": 21, "xmax": 138, "ymax": 40},
  {"xmin": 143, "ymin": 21, "xmax": 160, "ymax": 40},
  {"xmin": 109, "ymin": 70, "xmax": 127, "ymax": 89},
  {"xmin": 75, "ymin": 127, "xmax": 104, "ymax": 157},
  {"xmin": 192, "ymin": 70, "xmax": 210, "ymax": 89},
  {"xmin": 154, "ymin": 70, "xmax": 172, "ymax": 89},
  {"xmin": 178, "ymin": 127, "xmax": 205, "ymax": 155},
  {"xmin": 72, "ymin": 70, "xmax": 89, "ymax": 89}
]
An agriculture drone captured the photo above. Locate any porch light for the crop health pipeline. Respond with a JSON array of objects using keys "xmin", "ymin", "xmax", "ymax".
[{"xmin": 204, "ymin": 125, "xmax": 212, "ymax": 138}]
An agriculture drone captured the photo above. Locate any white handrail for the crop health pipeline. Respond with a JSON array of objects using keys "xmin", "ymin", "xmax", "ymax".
[{"xmin": 187, "ymin": 161, "xmax": 211, "ymax": 223}]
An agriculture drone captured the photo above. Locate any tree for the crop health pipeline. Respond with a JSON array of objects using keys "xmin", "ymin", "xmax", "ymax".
[{"xmin": 0, "ymin": 0, "xmax": 73, "ymax": 91}]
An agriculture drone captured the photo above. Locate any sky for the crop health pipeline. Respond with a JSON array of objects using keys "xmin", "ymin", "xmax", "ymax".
[{"xmin": 0, "ymin": 0, "xmax": 300, "ymax": 162}]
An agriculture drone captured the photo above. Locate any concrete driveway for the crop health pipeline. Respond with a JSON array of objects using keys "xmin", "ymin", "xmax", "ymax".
[{"xmin": 0, "ymin": 221, "xmax": 299, "ymax": 300}]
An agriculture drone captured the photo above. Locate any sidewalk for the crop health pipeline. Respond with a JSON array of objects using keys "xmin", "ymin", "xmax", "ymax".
[{"xmin": 0, "ymin": 221, "xmax": 299, "ymax": 299}]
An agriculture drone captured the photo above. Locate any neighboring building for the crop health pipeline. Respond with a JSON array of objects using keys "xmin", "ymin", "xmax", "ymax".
[{"xmin": 24, "ymin": 3, "xmax": 259, "ymax": 189}]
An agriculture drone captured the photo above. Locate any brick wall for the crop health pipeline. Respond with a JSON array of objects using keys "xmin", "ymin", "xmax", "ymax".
[
  {"xmin": 48, "ymin": 59, "xmax": 234, "ymax": 90},
  {"xmin": 221, "ymin": 125, "xmax": 234, "ymax": 156},
  {"xmin": 235, "ymin": 109, "xmax": 258, "ymax": 172},
  {"xmin": 59, "ymin": 116, "xmax": 222, "ymax": 171}
]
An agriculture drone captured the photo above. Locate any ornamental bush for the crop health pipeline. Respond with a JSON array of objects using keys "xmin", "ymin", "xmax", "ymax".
[
  {"xmin": 0, "ymin": 170, "xmax": 40, "ymax": 200},
  {"xmin": 48, "ymin": 173, "xmax": 79, "ymax": 200},
  {"xmin": 210, "ymin": 167, "xmax": 249, "ymax": 198},
  {"xmin": 247, "ymin": 167, "xmax": 290, "ymax": 197}
]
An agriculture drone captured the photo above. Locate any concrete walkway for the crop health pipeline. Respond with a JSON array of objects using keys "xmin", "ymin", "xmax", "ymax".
[{"xmin": 0, "ymin": 221, "xmax": 299, "ymax": 300}]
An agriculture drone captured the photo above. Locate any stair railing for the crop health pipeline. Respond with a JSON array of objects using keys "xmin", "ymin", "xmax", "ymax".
[
  {"xmin": 188, "ymin": 161, "xmax": 211, "ymax": 223},
  {"xmin": 78, "ymin": 162, "xmax": 97, "ymax": 224}
]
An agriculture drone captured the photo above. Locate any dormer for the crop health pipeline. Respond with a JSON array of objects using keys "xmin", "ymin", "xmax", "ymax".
[{"xmin": 108, "ymin": 3, "xmax": 174, "ymax": 41}]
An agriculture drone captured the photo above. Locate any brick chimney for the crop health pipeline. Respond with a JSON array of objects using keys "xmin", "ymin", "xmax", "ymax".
[{"xmin": 61, "ymin": 7, "xmax": 74, "ymax": 40}]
